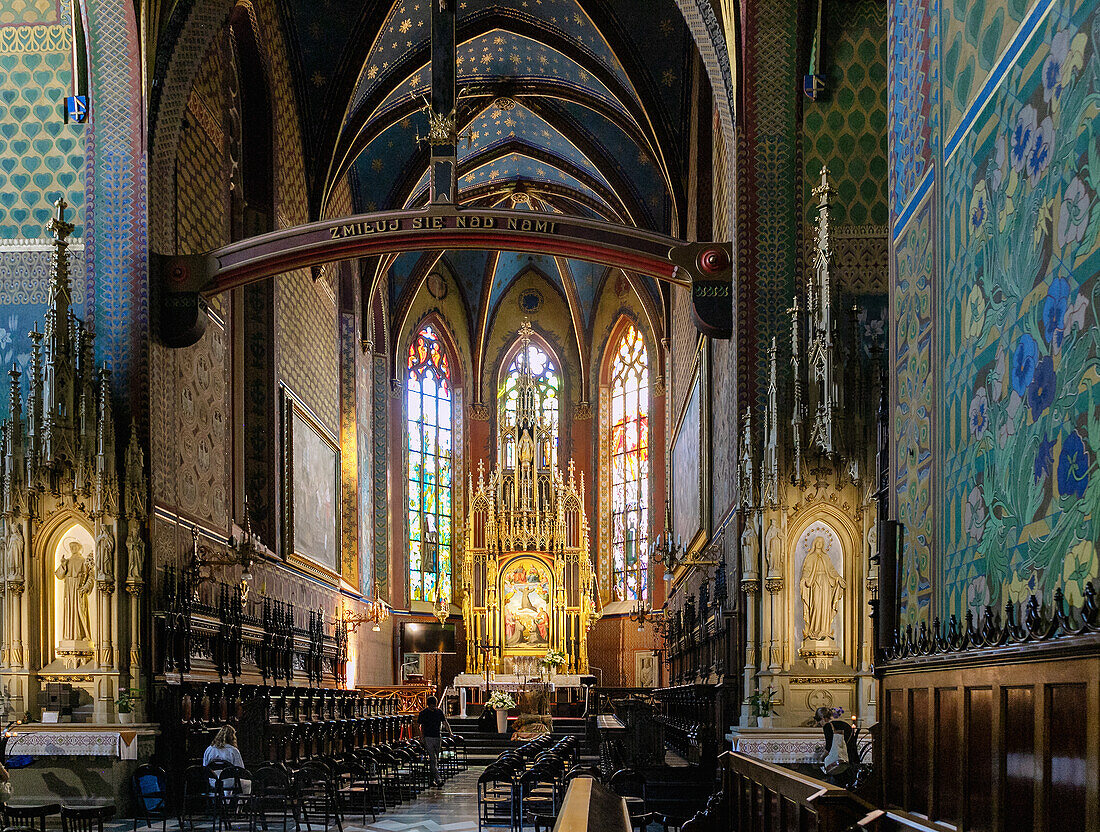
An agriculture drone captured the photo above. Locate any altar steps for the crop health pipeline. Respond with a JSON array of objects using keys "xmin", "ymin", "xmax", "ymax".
[{"xmin": 449, "ymin": 716, "xmax": 592, "ymax": 765}]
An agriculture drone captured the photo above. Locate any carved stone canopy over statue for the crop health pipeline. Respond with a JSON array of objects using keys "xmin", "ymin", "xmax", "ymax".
[
  {"xmin": 800, "ymin": 535, "xmax": 845, "ymax": 641},
  {"xmin": 56, "ymin": 540, "xmax": 94, "ymax": 647}
]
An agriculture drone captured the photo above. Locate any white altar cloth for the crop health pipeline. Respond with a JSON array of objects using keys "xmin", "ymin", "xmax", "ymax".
[
  {"xmin": 725, "ymin": 726, "xmax": 872, "ymax": 765},
  {"xmin": 9, "ymin": 727, "xmax": 150, "ymax": 759},
  {"xmin": 454, "ymin": 673, "xmax": 585, "ymax": 689}
]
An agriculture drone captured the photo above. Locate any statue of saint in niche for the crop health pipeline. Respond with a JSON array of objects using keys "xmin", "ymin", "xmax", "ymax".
[
  {"xmin": 800, "ymin": 535, "xmax": 845, "ymax": 641},
  {"xmin": 6, "ymin": 524, "xmax": 24, "ymax": 583},
  {"xmin": 56, "ymin": 541, "xmax": 94, "ymax": 647}
]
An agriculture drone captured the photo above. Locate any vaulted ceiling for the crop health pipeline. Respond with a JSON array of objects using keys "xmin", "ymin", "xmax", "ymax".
[{"xmin": 275, "ymin": 0, "xmax": 702, "ymax": 335}]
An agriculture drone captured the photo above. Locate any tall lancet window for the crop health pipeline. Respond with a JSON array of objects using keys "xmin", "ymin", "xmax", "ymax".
[
  {"xmin": 610, "ymin": 324, "xmax": 649, "ymax": 601},
  {"xmin": 406, "ymin": 324, "xmax": 453, "ymax": 603},
  {"xmin": 499, "ymin": 335, "xmax": 561, "ymax": 468}
]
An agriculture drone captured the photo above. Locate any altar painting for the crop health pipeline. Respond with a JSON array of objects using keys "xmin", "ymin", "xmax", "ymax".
[{"xmin": 501, "ymin": 557, "xmax": 552, "ymax": 651}]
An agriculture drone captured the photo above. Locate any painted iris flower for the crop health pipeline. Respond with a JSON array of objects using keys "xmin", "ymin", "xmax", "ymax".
[
  {"xmin": 970, "ymin": 181, "xmax": 989, "ymax": 235},
  {"xmin": 969, "ymin": 387, "xmax": 989, "ymax": 436},
  {"xmin": 1042, "ymin": 278, "xmax": 1071, "ymax": 347},
  {"xmin": 1027, "ymin": 116, "xmax": 1054, "ymax": 185},
  {"xmin": 1057, "ymin": 178, "xmax": 1090, "ymax": 248},
  {"xmin": 1027, "ymin": 356, "xmax": 1056, "ymax": 418},
  {"xmin": 1011, "ymin": 105, "xmax": 1037, "ymax": 173},
  {"xmin": 1058, "ymin": 430, "xmax": 1090, "ymax": 499},
  {"xmin": 1034, "ymin": 434, "xmax": 1056, "ymax": 483},
  {"xmin": 965, "ymin": 485, "xmax": 987, "ymax": 542},
  {"xmin": 1011, "ymin": 333, "xmax": 1038, "ymax": 396}
]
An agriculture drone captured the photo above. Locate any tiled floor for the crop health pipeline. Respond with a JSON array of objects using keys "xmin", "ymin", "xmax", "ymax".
[{"xmin": 107, "ymin": 768, "xmax": 486, "ymax": 832}]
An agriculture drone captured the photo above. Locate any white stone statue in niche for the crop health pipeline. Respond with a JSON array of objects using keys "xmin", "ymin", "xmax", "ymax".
[
  {"xmin": 56, "ymin": 541, "xmax": 94, "ymax": 648},
  {"xmin": 800, "ymin": 535, "xmax": 846, "ymax": 641},
  {"xmin": 5, "ymin": 525, "xmax": 24, "ymax": 583},
  {"xmin": 95, "ymin": 525, "xmax": 115, "ymax": 584},
  {"xmin": 764, "ymin": 519, "xmax": 782, "ymax": 579},
  {"xmin": 741, "ymin": 520, "xmax": 758, "ymax": 578}
]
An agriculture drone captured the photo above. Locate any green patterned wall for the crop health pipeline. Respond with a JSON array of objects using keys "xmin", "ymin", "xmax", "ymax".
[
  {"xmin": 803, "ymin": 0, "xmax": 889, "ymax": 228},
  {"xmin": 0, "ymin": 2, "xmax": 85, "ymax": 239}
]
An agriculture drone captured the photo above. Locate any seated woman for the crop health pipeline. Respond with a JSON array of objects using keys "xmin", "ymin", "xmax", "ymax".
[{"xmin": 203, "ymin": 726, "xmax": 250, "ymax": 794}]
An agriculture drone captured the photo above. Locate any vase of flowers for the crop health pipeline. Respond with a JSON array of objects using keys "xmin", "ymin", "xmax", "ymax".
[
  {"xmin": 486, "ymin": 691, "xmax": 515, "ymax": 734},
  {"xmin": 748, "ymin": 687, "xmax": 778, "ymax": 728},
  {"xmin": 538, "ymin": 649, "xmax": 567, "ymax": 679},
  {"xmin": 115, "ymin": 688, "xmax": 142, "ymax": 724}
]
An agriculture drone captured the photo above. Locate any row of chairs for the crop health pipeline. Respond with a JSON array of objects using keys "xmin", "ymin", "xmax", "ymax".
[
  {"xmin": 131, "ymin": 737, "xmax": 470, "ymax": 832},
  {"xmin": 477, "ymin": 735, "xmax": 590, "ymax": 832},
  {"xmin": 2, "ymin": 804, "xmax": 114, "ymax": 832}
]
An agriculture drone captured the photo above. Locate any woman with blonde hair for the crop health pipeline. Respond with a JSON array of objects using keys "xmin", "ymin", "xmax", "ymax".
[{"xmin": 203, "ymin": 726, "xmax": 249, "ymax": 793}]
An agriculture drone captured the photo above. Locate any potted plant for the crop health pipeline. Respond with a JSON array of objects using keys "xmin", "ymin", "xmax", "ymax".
[
  {"xmin": 748, "ymin": 687, "xmax": 778, "ymax": 728},
  {"xmin": 486, "ymin": 691, "xmax": 515, "ymax": 734},
  {"xmin": 115, "ymin": 688, "xmax": 142, "ymax": 725}
]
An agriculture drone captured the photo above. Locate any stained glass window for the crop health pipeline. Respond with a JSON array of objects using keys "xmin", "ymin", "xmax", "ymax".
[
  {"xmin": 499, "ymin": 340, "xmax": 561, "ymax": 468},
  {"xmin": 406, "ymin": 324, "xmax": 452, "ymax": 603},
  {"xmin": 610, "ymin": 324, "xmax": 649, "ymax": 601}
]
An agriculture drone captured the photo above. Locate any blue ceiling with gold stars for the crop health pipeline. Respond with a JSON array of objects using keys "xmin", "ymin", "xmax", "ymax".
[{"xmin": 277, "ymin": 0, "xmax": 693, "ymax": 337}]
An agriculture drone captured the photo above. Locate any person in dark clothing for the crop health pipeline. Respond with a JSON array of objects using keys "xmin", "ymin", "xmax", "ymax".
[
  {"xmin": 417, "ymin": 695, "xmax": 452, "ymax": 786},
  {"xmin": 814, "ymin": 707, "xmax": 858, "ymax": 785}
]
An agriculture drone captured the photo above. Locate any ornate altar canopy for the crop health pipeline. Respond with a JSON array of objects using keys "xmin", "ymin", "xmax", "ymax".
[{"xmin": 462, "ymin": 323, "xmax": 595, "ymax": 674}]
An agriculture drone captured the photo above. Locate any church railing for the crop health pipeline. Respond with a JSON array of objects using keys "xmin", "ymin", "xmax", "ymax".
[{"xmin": 721, "ymin": 750, "xmax": 873, "ymax": 832}]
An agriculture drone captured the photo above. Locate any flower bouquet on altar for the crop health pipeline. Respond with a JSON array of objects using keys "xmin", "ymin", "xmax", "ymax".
[{"xmin": 538, "ymin": 649, "xmax": 567, "ymax": 677}]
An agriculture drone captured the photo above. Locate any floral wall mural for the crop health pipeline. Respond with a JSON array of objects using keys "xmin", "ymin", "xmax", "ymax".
[
  {"xmin": 892, "ymin": 0, "xmax": 1100, "ymax": 623},
  {"xmin": 943, "ymin": 0, "xmax": 1100, "ymax": 617}
]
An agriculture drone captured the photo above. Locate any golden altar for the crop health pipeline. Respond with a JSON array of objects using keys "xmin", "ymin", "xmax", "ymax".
[{"xmin": 461, "ymin": 323, "xmax": 596, "ymax": 674}]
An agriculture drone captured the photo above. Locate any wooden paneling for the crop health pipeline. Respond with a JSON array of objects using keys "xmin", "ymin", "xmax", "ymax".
[
  {"xmin": 879, "ymin": 645, "xmax": 1100, "ymax": 831},
  {"xmin": 966, "ymin": 687, "xmax": 993, "ymax": 832},
  {"xmin": 933, "ymin": 687, "xmax": 959, "ymax": 824},
  {"xmin": 1003, "ymin": 686, "xmax": 1035, "ymax": 825},
  {"xmin": 1047, "ymin": 684, "xmax": 1087, "ymax": 828}
]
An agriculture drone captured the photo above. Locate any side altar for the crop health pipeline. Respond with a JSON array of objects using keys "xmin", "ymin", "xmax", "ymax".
[{"xmin": 461, "ymin": 322, "xmax": 597, "ymax": 675}]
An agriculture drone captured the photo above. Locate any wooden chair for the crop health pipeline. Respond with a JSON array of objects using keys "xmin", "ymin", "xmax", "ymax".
[
  {"xmin": 59, "ymin": 806, "xmax": 114, "ymax": 832},
  {"xmin": 2, "ymin": 804, "xmax": 61, "ymax": 832},
  {"xmin": 131, "ymin": 763, "xmax": 169, "ymax": 832}
]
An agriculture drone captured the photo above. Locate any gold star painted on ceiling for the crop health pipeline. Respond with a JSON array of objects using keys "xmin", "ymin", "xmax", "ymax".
[
  {"xmin": 659, "ymin": 18, "xmax": 674, "ymax": 35},
  {"xmin": 539, "ymin": 55, "xmax": 548, "ymax": 65},
  {"xmin": 494, "ymin": 36, "xmax": 505, "ymax": 45},
  {"xmin": 372, "ymin": 159, "xmax": 384, "ymax": 171},
  {"xmin": 504, "ymin": 117, "xmax": 516, "ymax": 127},
  {"xmin": 662, "ymin": 69, "xmax": 676, "ymax": 87},
  {"xmin": 489, "ymin": 170, "xmax": 501, "ymax": 180},
  {"xmin": 481, "ymin": 53, "xmax": 493, "ymax": 64},
  {"xmin": 464, "ymin": 174, "xmax": 475, "ymax": 183},
  {"xmin": 470, "ymin": 131, "xmax": 480, "ymax": 142},
  {"xmin": 399, "ymin": 18, "xmax": 412, "ymax": 33},
  {"xmin": 410, "ymin": 74, "xmax": 422, "ymax": 87},
  {"xmin": 491, "ymin": 110, "xmax": 501, "ymax": 119},
  {"xmin": 366, "ymin": 201, "xmax": 377, "ymax": 211},
  {"xmin": 312, "ymin": 72, "xmax": 325, "ymax": 86},
  {"xmin": 400, "ymin": 117, "xmax": 411, "ymax": 129},
  {"xmin": 367, "ymin": 65, "xmax": 379, "ymax": 79}
]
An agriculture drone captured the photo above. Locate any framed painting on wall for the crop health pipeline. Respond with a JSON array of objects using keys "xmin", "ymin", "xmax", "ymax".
[
  {"xmin": 634, "ymin": 650, "xmax": 660, "ymax": 688},
  {"xmin": 282, "ymin": 388, "xmax": 341, "ymax": 581},
  {"xmin": 671, "ymin": 346, "xmax": 707, "ymax": 553}
]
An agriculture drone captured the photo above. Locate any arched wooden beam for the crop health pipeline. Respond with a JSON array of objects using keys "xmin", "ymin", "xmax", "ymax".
[{"xmin": 154, "ymin": 206, "xmax": 732, "ymax": 344}]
